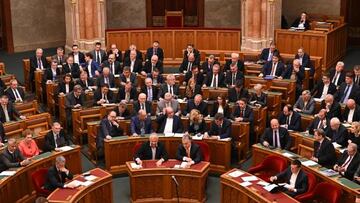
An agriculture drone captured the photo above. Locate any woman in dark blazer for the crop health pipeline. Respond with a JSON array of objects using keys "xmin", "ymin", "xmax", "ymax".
[
  {"xmin": 58, "ymin": 74, "xmax": 74, "ymax": 95},
  {"xmin": 211, "ymin": 96, "xmax": 231, "ymax": 118},
  {"xmin": 187, "ymin": 109, "xmax": 207, "ymax": 135},
  {"xmin": 249, "ymin": 84, "xmax": 267, "ymax": 107}
]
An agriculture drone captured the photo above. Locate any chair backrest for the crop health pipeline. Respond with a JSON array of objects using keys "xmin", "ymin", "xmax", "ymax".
[
  {"xmin": 133, "ymin": 143, "xmax": 142, "ymax": 156},
  {"xmin": 31, "ymin": 168, "xmax": 49, "ymax": 194},
  {"xmin": 194, "ymin": 141, "xmax": 210, "ymax": 162},
  {"xmin": 262, "ymin": 155, "xmax": 288, "ymax": 173},
  {"xmin": 305, "ymin": 172, "xmax": 317, "ymax": 193},
  {"xmin": 314, "ymin": 182, "xmax": 342, "ymax": 203}
]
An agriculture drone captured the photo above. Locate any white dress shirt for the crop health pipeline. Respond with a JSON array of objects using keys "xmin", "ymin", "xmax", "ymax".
[
  {"xmin": 321, "ymin": 84, "xmax": 329, "ymax": 99},
  {"xmin": 347, "ymin": 109, "xmax": 355, "ymax": 123},
  {"xmin": 164, "ymin": 117, "xmax": 173, "ymax": 134}
]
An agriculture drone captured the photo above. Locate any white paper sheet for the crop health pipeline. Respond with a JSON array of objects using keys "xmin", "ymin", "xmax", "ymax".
[
  {"xmin": 228, "ymin": 170, "xmax": 244, "ymax": 178},
  {"xmin": 301, "ymin": 160, "xmax": 318, "ymax": 167},
  {"xmin": 264, "ymin": 184, "xmax": 278, "ymax": 192},
  {"xmin": 240, "ymin": 181, "xmax": 252, "ymax": 187},
  {"xmin": 241, "ymin": 176, "xmax": 258, "ymax": 182},
  {"xmin": 84, "ymin": 175, "xmax": 97, "ymax": 181},
  {"xmin": 130, "ymin": 162, "xmax": 142, "ymax": 169},
  {"xmin": 282, "ymin": 152, "xmax": 294, "ymax": 158},
  {"xmin": 257, "ymin": 181, "xmax": 270, "ymax": 186},
  {"xmin": 0, "ymin": 171, "xmax": 16, "ymax": 176},
  {"xmin": 58, "ymin": 146, "xmax": 73, "ymax": 151}
]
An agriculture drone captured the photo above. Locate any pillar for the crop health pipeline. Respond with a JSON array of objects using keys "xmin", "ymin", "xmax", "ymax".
[{"xmin": 241, "ymin": 0, "xmax": 282, "ymax": 51}]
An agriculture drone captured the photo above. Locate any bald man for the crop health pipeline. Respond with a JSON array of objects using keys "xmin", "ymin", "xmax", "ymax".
[
  {"xmin": 146, "ymin": 41, "xmax": 164, "ymax": 61},
  {"xmin": 44, "ymin": 122, "xmax": 70, "ymax": 152},
  {"xmin": 134, "ymin": 133, "xmax": 168, "ymax": 166},
  {"xmin": 343, "ymin": 99, "xmax": 360, "ymax": 123},
  {"xmin": 29, "ymin": 48, "xmax": 49, "ymax": 91},
  {"xmin": 224, "ymin": 52, "xmax": 244, "ymax": 72},
  {"xmin": 142, "ymin": 54, "xmax": 163, "ymax": 75},
  {"xmin": 260, "ymin": 119, "xmax": 291, "ymax": 150},
  {"xmin": 130, "ymin": 110, "xmax": 152, "ymax": 136},
  {"xmin": 157, "ymin": 107, "xmax": 183, "ymax": 134},
  {"xmin": 0, "ymin": 138, "xmax": 31, "ymax": 172},
  {"xmin": 133, "ymin": 93, "xmax": 152, "ymax": 116},
  {"xmin": 306, "ymin": 109, "xmax": 329, "ymax": 134},
  {"xmin": 334, "ymin": 143, "xmax": 360, "ymax": 179},
  {"xmin": 325, "ymin": 117, "xmax": 349, "ymax": 147}
]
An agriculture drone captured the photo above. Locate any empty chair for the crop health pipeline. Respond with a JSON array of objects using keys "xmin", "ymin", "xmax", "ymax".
[
  {"xmin": 247, "ymin": 155, "xmax": 287, "ymax": 182},
  {"xmin": 31, "ymin": 168, "xmax": 51, "ymax": 197}
]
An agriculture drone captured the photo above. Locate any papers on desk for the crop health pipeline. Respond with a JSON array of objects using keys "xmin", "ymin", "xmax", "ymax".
[
  {"xmin": 164, "ymin": 133, "xmax": 174, "ymax": 137},
  {"xmin": 219, "ymin": 137, "xmax": 231, "ymax": 141},
  {"xmin": 177, "ymin": 98, "xmax": 185, "ymax": 103},
  {"xmin": 257, "ymin": 181, "xmax": 270, "ymax": 186},
  {"xmin": 102, "ymin": 103, "xmax": 117, "ymax": 107},
  {"xmin": 301, "ymin": 160, "xmax": 318, "ymax": 167},
  {"xmin": 240, "ymin": 181, "xmax": 252, "ymax": 187},
  {"xmin": 282, "ymin": 152, "xmax": 295, "ymax": 158},
  {"xmin": 241, "ymin": 176, "xmax": 258, "ymax": 182},
  {"xmin": 342, "ymin": 123, "xmax": 352, "ymax": 128},
  {"xmin": 67, "ymin": 180, "xmax": 93, "ymax": 187},
  {"xmin": 264, "ymin": 184, "xmax": 278, "ymax": 192},
  {"xmin": 81, "ymin": 181, "xmax": 93, "ymax": 187},
  {"xmin": 174, "ymin": 133, "xmax": 184, "ymax": 137},
  {"xmin": 314, "ymin": 98, "xmax": 324, "ymax": 102},
  {"xmin": 84, "ymin": 175, "xmax": 97, "ymax": 181},
  {"xmin": 228, "ymin": 170, "xmax": 244, "ymax": 178},
  {"xmin": 109, "ymin": 88, "xmax": 118, "ymax": 92},
  {"xmin": 192, "ymin": 134, "xmax": 203, "ymax": 140},
  {"xmin": 320, "ymin": 169, "xmax": 339, "ymax": 177},
  {"xmin": 174, "ymin": 162, "xmax": 189, "ymax": 169},
  {"xmin": 130, "ymin": 162, "xmax": 142, "ymax": 169},
  {"xmin": 58, "ymin": 146, "xmax": 73, "ymax": 152},
  {"xmin": 332, "ymin": 142, "xmax": 342, "ymax": 149},
  {"xmin": 0, "ymin": 171, "xmax": 16, "ymax": 176}
]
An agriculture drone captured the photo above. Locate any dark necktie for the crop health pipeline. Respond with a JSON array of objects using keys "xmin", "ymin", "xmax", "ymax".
[
  {"xmin": 170, "ymin": 86, "xmax": 173, "ymax": 95},
  {"xmin": 96, "ymin": 51, "xmax": 100, "ymax": 63},
  {"xmin": 38, "ymin": 59, "xmax": 42, "ymax": 69},
  {"xmin": 240, "ymin": 109, "xmax": 244, "ymax": 117},
  {"xmin": 316, "ymin": 142, "xmax": 322, "ymax": 157},
  {"xmin": 332, "ymin": 72, "xmax": 339, "ymax": 84},
  {"xmin": 340, "ymin": 85, "xmax": 350, "ymax": 103},
  {"xmin": 56, "ymin": 134, "xmax": 61, "ymax": 147}
]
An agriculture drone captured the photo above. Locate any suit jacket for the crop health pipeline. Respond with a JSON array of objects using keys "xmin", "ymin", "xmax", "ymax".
[
  {"xmin": 0, "ymin": 122, "xmax": 6, "ymax": 143},
  {"xmin": 185, "ymin": 100, "xmax": 208, "ymax": 116},
  {"xmin": 208, "ymin": 119, "xmax": 232, "ymax": 139},
  {"xmin": 84, "ymin": 60, "xmax": 100, "ymax": 77},
  {"xmin": 311, "ymin": 82, "xmax": 337, "ymax": 98},
  {"xmin": 44, "ymin": 165, "xmax": 73, "ymax": 191},
  {"xmin": 29, "ymin": 55, "xmax": 49, "ymax": 78},
  {"xmin": 204, "ymin": 72, "xmax": 226, "ymax": 87},
  {"xmin": 65, "ymin": 91, "xmax": 85, "ymax": 110},
  {"xmin": 184, "ymin": 71, "xmax": 204, "ymax": 86},
  {"xmin": 143, "ymin": 61, "xmax": 164, "ymax": 74},
  {"xmin": 119, "ymin": 73, "xmax": 137, "ymax": 86},
  {"xmin": 321, "ymin": 101, "xmax": 342, "ymax": 121},
  {"xmin": 157, "ymin": 115, "xmax": 183, "ymax": 133},
  {"xmin": 334, "ymin": 83, "xmax": 360, "ymax": 103},
  {"xmin": 295, "ymin": 53, "xmax": 313, "ymax": 75},
  {"xmin": 5, "ymin": 87, "xmax": 25, "ymax": 103},
  {"xmin": 97, "ymin": 74, "xmax": 116, "ymax": 88},
  {"xmin": 179, "ymin": 60, "xmax": 200, "ymax": 73},
  {"xmin": 58, "ymin": 82, "xmax": 74, "ymax": 94},
  {"xmin": 210, "ymin": 103, "xmax": 231, "ymax": 118},
  {"xmin": 201, "ymin": 60, "xmax": 220, "ymax": 74},
  {"xmin": 113, "ymin": 107, "xmax": 132, "ymax": 120},
  {"xmin": 44, "ymin": 130, "xmax": 70, "ymax": 152},
  {"xmin": 183, "ymin": 49, "xmax": 200, "ymax": 65},
  {"xmin": 259, "ymin": 48, "xmax": 280, "ymax": 62},
  {"xmin": 176, "ymin": 142, "xmax": 202, "ymax": 164},
  {"xmin": 249, "ymin": 92, "xmax": 267, "ymax": 107},
  {"xmin": 291, "ymin": 18, "xmax": 311, "ymax": 30},
  {"xmin": 76, "ymin": 78, "xmax": 95, "ymax": 90},
  {"xmin": 278, "ymin": 111, "xmax": 302, "ymax": 131},
  {"xmin": 117, "ymin": 86, "xmax": 137, "ymax": 102},
  {"xmin": 228, "ymin": 87, "xmax": 250, "ymax": 103},
  {"xmin": 232, "ymin": 105, "xmax": 254, "ymax": 123},
  {"xmin": 107, "ymin": 50, "xmax": 122, "ymax": 63},
  {"xmin": 294, "ymin": 97, "xmax": 315, "ymax": 115},
  {"xmin": 133, "ymin": 101, "xmax": 152, "ymax": 115},
  {"xmin": 343, "ymin": 105, "xmax": 360, "ymax": 123},
  {"xmin": 123, "ymin": 58, "xmax": 143, "ymax": 74},
  {"xmin": 260, "ymin": 127, "xmax": 291, "ymax": 150},
  {"xmin": 276, "ymin": 168, "xmax": 308, "ymax": 196},
  {"xmin": 140, "ymin": 86, "xmax": 159, "ymax": 101},
  {"xmin": 0, "ymin": 102, "xmax": 21, "ymax": 123},
  {"xmin": 282, "ymin": 64, "xmax": 305, "ymax": 85},
  {"xmin": 130, "ymin": 116, "xmax": 152, "ymax": 135},
  {"xmin": 146, "ymin": 47, "xmax": 164, "ymax": 61},
  {"xmin": 326, "ymin": 125, "xmax": 349, "ymax": 147},
  {"xmin": 69, "ymin": 52, "xmax": 86, "ymax": 65},
  {"xmin": 225, "ymin": 71, "xmax": 244, "ymax": 87},
  {"xmin": 329, "ymin": 69, "xmax": 346, "ymax": 86},
  {"xmin": 262, "ymin": 61, "xmax": 285, "ymax": 77},
  {"xmin": 156, "ymin": 99, "xmax": 180, "ymax": 115},
  {"xmin": 124, "ymin": 50, "xmax": 143, "ymax": 62},
  {"xmin": 314, "ymin": 139, "xmax": 336, "ymax": 168},
  {"xmin": 224, "ymin": 59, "xmax": 245, "ymax": 72},
  {"xmin": 97, "ymin": 117, "xmax": 124, "ymax": 147},
  {"xmin": 158, "ymin": 84, "xmax": 180, "ymax": 98},
  {"xmin": 43, "ymin": 68, "xmax": 61, "ymax": 81},
  {"xmin": 146, "ymin": 74, "xmax": 164, "ymax": 85},
  {"xmin": 188, "ymin": 120, "xmax": 207, "ymax": 134},
  {"xmin": 62, "ymin": 63, "xmax": 81, "ymax": 78},
  {"xmin": 134, "ymin": 141, "xmax": 168, "ymax": 161},
  {"xmin": 307, "ymin": 116, "xmax": 329, "ymax": 134},
  {"xmin": 0, "ymin": 148, "xmax": 25, "ymax": 172},
  {"xmin": 336, "ymin": 151, "xmax": 360, "ymax": 179},
  {"xmin": 93, "ymin": 89, "xmax": 115, "ymax": 105},
  {"xmin": 101, "ymin": 60, "xmax": 122, "ymax": 75},
  {"xmin": 90, "ymin": 49, "xmax": 107, "ymax": 64}
]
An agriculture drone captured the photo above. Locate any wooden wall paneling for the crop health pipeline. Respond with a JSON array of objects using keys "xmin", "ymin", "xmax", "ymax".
[
  {"xmin": 129, "ymin": 31, "xmax": 151, "ymax": 50},
  {"xmin": 196, "ymin": 30, "xmax": 217, "ymax": 50},
  {"xmin": 152, "ymin": 30, "xmax": 174, "ymax": 59},
  {"xmin": 174, "ymin": 30, "xmax": 195, "ymax": 58},
  {"xmin": 106, "ymin": 31, "xmax": 129, "ymax": 52},
  {"xmin": 217, "ymin": 31, "xmax": 241, "ymax": 50}
]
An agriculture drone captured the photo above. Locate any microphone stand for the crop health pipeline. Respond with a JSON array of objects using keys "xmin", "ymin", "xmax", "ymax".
[{"xmin": 172, "ymin": 175, "xmax": 180, "ymax": 203}]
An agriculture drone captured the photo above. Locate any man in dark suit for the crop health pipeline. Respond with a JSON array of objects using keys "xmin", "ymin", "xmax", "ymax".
[
  {"xmin": 96, "ymin": 111, "xmax": 124, "ymax": 157},
  {"xmin": 84, "ymin": 52, "xmax": 100, "ymax": 78},
  {"xmin": 278, "ymin": 104, "xmax": 302, "ymax": 131},
  {"xmin": 311, "ymin": 74, "xmax": 337, "ymax": 99},
  {"xmin": 147, "ymin": 68, "xmax": 164, "ymax": 86},
  {"xmin": 97, "ymin": 67, "xmax": 116, "ymax": 88},
  {"xmin": 326, "ymin": 117, "xmax": 349, "ymax": 147},
  {"xmin": 184, "ymin": 94, "xmax": 208, "ymax": 116},
  {"xmin": 0, "ymin": 138, "xmax": 30, "ymax": 172},
  {"xmin": 29, "ymin": 48, "xmax": 49, "ymax": 92},
  {"xmin": 259, "ymin": 42, "xmax": 279, "ymax": 62},
  {"xmin": 201, "ymin": 55, "xmax": 220, "ymax": 74},
  {"xmin": 228, "ymin": 81, "xmax": 250, "ymax": 103},
  {"xmin": 130, "ymin": 110, "xmax": 152, "ymax": 136},
  {"xmin": 295, "ymin": 47, "xmax": 313, "ymax": 75},
  {"xmin": 203, "ymin": 64, "xmax": 226, "ymax": 88},
  {"xmin": 53, "ymin": 47, "xmax": 66, "ymax": 65},
  {"xmin": 158, "ymin": 74, "xmax": 180, "ymax": 98},
  {"xmin": 142, "ymin": 55, "xmax": 164, "ymax": 75},
  {"xmin": 353, "ymin": 65, "xmax": 360, "ymax": 86},
  {"xmin": 329, "ymin": 61, "xmax": 346, "ymax": 87},
  {"xmin": 343, "ymin": 99, "xmax": 360, "ymax": 123},
  {"xmin": 65, "ymin": 85, "xmax": 85, "ymax": 127},
  {"xmin": 123, "ymin": 50, "xmax": 143, "ymax": 73},
  {"xmin": 310, "ymin": 129, "xmax": 337, "ymax": 169},
  {"xmin": 44, "ymin": 122, "xmax": 70, "ymax": 152},
  {"xmin": 101, "ymin": 54, "xmax": 122, "ymax": 75},
  {"xmin": 134, "ymin": 133, "xmax": 168, "ymax": 166},
  {"xmin": 43, "ymin": 59, "xmax": 61, "ymax": 83},
  {"xmin": 118, "ymin": 82, "xmax": 137, "ymax": 103},
  {"xmin": 291, "ymin": 12, "xmax": 311, "ymax": 30},
  {"xmin": 335, "ymin": 72, "xmax": 360, "ymax": 104},
  {"xmin": 184, "ymin": 66, "xmax": 204, "ymax": 86},
  {"xmin": 69, "ymin": 44, "xmax": 86, "ymax": 66},
  {"xmin": 120, "ymin": 66, "xmax": 138, "ymax": 86},
  {"xmin": 0, "ymin": 122, "xmax": 6, "ymax": 146},
  {"xmin": 0, "ymin": 95, "xmax": 26, "ymax": 123},
  {"xmin": 179, "ymin": 53, "xmax": 200, "ymax": 74},
  {"xmin": 282, "ymin": 59, "xmax": 304, "ymax": 97},
  {"xmin": 333, "ymin": 143, "xmax": 360, "ymax": 180},
  {"xmin": 232, "ymin": 98, "xmax": 254, "ymax": 123},
  {"xmin": 76, "ymin": 71, "xmax": 95, "ymax": 91},
  {"xmin": 63, "ymin": 55, "xmax": 81, "ymax": 79},
  {"xmin": 176, "ymin": 134, "xmax": 202, "ymax": 166},
  {"xmin": 133, "ymin": 93, "xmax": 152, "ymax": 116},
  {"xmin": 5, "ymin": 79, "xmax": 25, "ymax": 103},
  {"xmin": 90, "ymin": 42, "xmax": 107, "ymax": 65},
  {"xmin": 223, "ymin": 52, "xmax": 245, "ymax": 72},
  {"xmin": 205, "ymin": 113, "xmax": 232, "ymax": 139},
  {"xmin": 157, "ymin": 107, "xmax": 183, "ymax": 134},
  {"xmin": 44, "ymin": 156, "xmax": 75, "ymax": 191},
  {"xmin": 225, "ymin": 63, "xmax": 244, "ymax": 88},
  {"xmin": 93, "ymin": 84, "xmax": 115, "ymax": 106},
  {"xmin": 306, "ymin": 109, "xmax": 329, "ymax": 134},
  {"xmin": 259, "ymin": 54, "xmax": 285, "ymax": 77},
  {"xmin": 146, "ymin": 41, "xmax": 164, "ymax": 62},
  {"xmin": 183, "ymin": 44, "xmax": 200, "ymax": 65},
  {"xmin": 270, "ymin": 159, "xmax": 308, "ymax": 197},
  {"xmin": 260, "ymin": 118, "xmax": 291, "ymax": 150},
  {"xmin": 322, "ymin": 94, "xmax": 342, "ymax": 120},
  {"xmin": 141, "ymin": 77, "xmax": 159, "ymax": 102},
  {"xmin": 107, "ymin": 43, "xmax": 122, "ymax": 63},
  {"xmin": 123, "ymin": 44, "xmax": 143, "ymax": 62}
]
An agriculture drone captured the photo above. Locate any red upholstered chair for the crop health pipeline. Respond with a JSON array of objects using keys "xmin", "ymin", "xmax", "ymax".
[
  {"xmin": 295, "ymin": 172, "xmax": 317, "ymax": 201},
  {"xmin": 165, "ymin": 10, "xmax": 183, "ymax": 27},
  {"xmin": 133, "ymin": 143, "xmax": 142, "ymax": 156},
  {"xmin": 31, "ymin": 168, "xmax": 51, "ymax": 197},
  {"xmin": 194, "ymin": 141, "xmax": 210, "ymax": 162},
  {"xmin": 247, "ymin": 155, "xmax": 287, "ymax": 182},
  {"xmin": 296, "ymin": 182, "xmax": 342, "ymax": 203}
]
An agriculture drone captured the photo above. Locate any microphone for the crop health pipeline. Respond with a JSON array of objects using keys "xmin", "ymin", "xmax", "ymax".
[{"xmin": 171, "ymin": 175, "xmax": 179, "ymax": 186}]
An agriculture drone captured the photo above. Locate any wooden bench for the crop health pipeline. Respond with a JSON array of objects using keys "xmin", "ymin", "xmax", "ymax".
[
  {"xmin": 34, "ymin": 70, "xmax": 44, "ymax": 103},
  {"xmin": 14, "ymin": 100, "xmax": 39, "ymax": 116},
  {"xmin": 46, "ymin": 82, "xmax": 59, "ymax": 115},
  {"xmin": 22, "ymin": 59, "xmax": 31, "ymax": 91}
]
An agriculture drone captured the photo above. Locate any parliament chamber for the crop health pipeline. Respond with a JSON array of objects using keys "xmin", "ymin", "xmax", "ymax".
[{"xmin": 1, "ymin": 0, "xmax": 360, "ymax": 202}]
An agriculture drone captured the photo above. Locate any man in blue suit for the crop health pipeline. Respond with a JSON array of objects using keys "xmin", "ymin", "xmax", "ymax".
[
  {"xmin": 130, "ymin": 110, "xmax": 152, "ymax": 136},
  {"xmin": 259, "ymin": 54, "xmax": 285, "ymax": 77},
  {"xmin": 84, "ymin": 52, "xmax": 100, "ymax": 78}
]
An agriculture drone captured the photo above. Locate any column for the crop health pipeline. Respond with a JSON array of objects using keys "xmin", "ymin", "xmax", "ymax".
[
  {"xmin": 64, "ymin": 0, "xmax": 106, "ymax": 52},
  {"xmin": 241, "ymin": 0, "xmax": 282, "ymax": 51}
]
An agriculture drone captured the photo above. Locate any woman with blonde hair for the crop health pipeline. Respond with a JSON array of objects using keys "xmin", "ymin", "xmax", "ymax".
[
  {"xmin": 185, "ymin": 78, "xmax": 201, "ymax": 100},
  {"xmin": 18, "ymin": 129, "xmax": 40, "ymax": 158},
  {"xmin": 249, "ymin": 83, "xmax": 267, "ymax": 107},
  {"xmin": 187, "ymin": 109, "xmax": 207, "ymax": 135},
  {"xmin": 349, "ymin": 122, "xmax": 360, "ymax": 146}
]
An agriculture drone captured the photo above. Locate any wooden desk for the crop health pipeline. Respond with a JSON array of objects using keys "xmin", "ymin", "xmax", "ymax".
[
  {"xmin": 127, "ymin": 160, "xmax": 209, "ymax": 203},
  {"xmin": 221, "ymin": 169, "xmax": 299, "ymax": 203},
  {"xmin": 252, "ymin": 144, "xmax": 360, "ymax": 203},
  {"xmin": 14, "ymin": 100, "xmax": 39, "ymax": 116},
  {"xmin": 0, "ymin": 146, "xmax": 82, "ymax": 203},
  {"xmin": 34, "ymin": 70, "xmax": 44, "ymax": 103},
  {"xmin": 47, "ymin": 168, "xmax": 113, "ymax": 203}
]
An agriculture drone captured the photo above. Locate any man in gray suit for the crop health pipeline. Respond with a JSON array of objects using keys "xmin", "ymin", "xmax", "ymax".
[
  {"xmin": 90, "ymin": 42, "xmax": 107, "ymax": 65},
  {"xmin": 156, "ymin": 93, "xmax": 181, "ymax": 116},
  {"xmin": 294, "ymin": 90, "xmax": 315, "ymax": 115}
]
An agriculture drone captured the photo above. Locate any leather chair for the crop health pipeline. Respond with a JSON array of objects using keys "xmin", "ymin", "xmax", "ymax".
[
  {"xmin": 31, "ymin": 168, "xmax": 51, "ymax": 197},
  {"xmin": 296, "ymin": 182, "xmax": 342, "ymax": 203},
  {"xmin": 295, "ymin": 172, "xmax": 317, "ymax": 201},
  {"xmin": 247, "ymin": 155, "xmax": 287, "ymax": 182},
  {"xmin": 194, "ymin": 141, "xmax": 210, "ymax": 162}
]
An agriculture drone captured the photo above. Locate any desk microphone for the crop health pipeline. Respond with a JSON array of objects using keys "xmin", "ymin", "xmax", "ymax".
[
  {"xmin": 171, "ymin": 175, "xmax": 179, "ymax": 186},
  {"xmin": 172, "ymin": 175, "xmax": 180, "ymax": 203}
]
